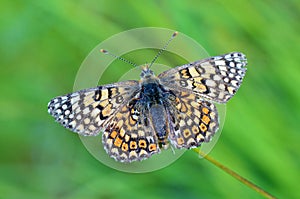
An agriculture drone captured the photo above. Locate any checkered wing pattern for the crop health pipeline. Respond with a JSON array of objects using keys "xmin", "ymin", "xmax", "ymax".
[
  {"xmin": 159, "ymin": 52, "xmax": 247, "ymax": 103},
  {"xmin": 166, "ymin": 90, "xmax": 219, "ymax": 148},
  {"xmin": 47, "ymin": 81, "xmax": 139, "ymax": 136},
  {"xmin": 102, "ymin": 99, "xmax": 160, "ymax": 162}
]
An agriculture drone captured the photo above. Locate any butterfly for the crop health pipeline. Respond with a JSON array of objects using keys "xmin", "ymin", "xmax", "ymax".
[{"xmin": 48, "ymin": 47, "xmax": 247, "ymax": 163}]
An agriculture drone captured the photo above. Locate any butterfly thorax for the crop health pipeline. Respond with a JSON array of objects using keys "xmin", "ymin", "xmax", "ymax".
[{"xmin": 139, "ymin": 67, "xmax": 164, "ymax": 107}]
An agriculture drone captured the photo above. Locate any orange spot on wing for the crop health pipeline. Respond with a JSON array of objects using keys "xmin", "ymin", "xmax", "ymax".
[
  {"xmin": 121, "ymin": 143, "xmax": 129, "ymax": 152},
  {"xmin": 149, "ymin": 144, "xmax": 157, "ymax": 152},
  {"xmin": 114, "ymin": 136, "xmax": 123, "ymax": 147},
  {"xmin": 200, "ymin": 123, "xmax": 207, "ymax": 132},
  {"xmin": 110, "ymin": 131, "xmax": 118, "ymax": 139},
  {"xmin": 201, "ymin": 115, "xmax": 211, "ymax": 125},
  {"xmin": 138, "ymin": 140, "xmax": 147, "ymax": 148},
  {"xmin": 130, "ymin": 141, "xmax": 137, "ymax": 150},
  {"xmin": 202, "ymin": 107, "xmax": 209, "ymax": 114}
]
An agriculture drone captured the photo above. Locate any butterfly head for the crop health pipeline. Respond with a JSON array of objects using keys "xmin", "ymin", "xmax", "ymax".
[{"xmin": 140, "ymin": 65, "xmax": 155, "ymax": 79}]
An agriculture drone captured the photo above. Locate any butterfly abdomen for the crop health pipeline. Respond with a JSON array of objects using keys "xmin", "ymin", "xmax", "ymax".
[{"xmin": 149, "ymin": 104, "xmax": 169, "ymax": 148}]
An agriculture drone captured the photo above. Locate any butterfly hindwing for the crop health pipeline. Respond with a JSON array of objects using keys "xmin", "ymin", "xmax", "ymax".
[
  {"xmin": 166, "ymin": 90, "xmax": 219, "ymax": 149},
  {"xmin": 102, "ymin": 98, "xmax": 160, "ymax": 162}
]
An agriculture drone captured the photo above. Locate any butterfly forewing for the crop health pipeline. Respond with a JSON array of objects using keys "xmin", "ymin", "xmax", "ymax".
[
  {"xmin": 158, "ymin": 52, "xmax": 247, "ymax": 103},
  {"xmin": 47, "ymin": 81, "xmax": 139, "ymax": 136}
]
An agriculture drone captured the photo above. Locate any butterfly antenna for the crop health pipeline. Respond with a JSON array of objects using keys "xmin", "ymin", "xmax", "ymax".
[
  {"xmin": 100, "ymin": 49, "xmax": 138, "ymax": 67},
  {"xmin": 149, "ymin": 31, "xmax": 178, "ymax": 68}
]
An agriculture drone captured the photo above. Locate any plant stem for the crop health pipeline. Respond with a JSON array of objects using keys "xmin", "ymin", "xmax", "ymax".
[{"xmin": 192, "ymin": 148, "xmax": 276, "ymax": 199}]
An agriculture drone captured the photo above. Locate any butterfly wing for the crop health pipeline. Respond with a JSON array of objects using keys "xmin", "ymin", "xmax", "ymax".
[
  {"xmin": 47, "ymin": 80, "xmax": 139, "ymax": 136},
  {"xmin": 102, "ymin": 98, "xmax": 160, "ymax": 162},
  {"xmin": 166, "ymin": 90, "xmax": 219, "ymax": 149},
  {"xmin": 158, "ymin": 52, "xmax": 247, "ymax": 103}
]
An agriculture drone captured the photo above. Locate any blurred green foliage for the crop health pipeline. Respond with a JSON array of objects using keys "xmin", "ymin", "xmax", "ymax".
[{"xmin": 1, "ymin": 0, "xmax": 300, "ymax": 198}]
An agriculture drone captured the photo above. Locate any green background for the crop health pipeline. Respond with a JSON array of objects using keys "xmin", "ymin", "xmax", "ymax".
[{"xmin": 1, "ymin": 0, "xmax": 299, "ymax": 198}]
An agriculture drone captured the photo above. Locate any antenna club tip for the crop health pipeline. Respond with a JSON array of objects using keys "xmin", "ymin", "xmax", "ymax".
[
  {"xmin": 173, "ymin": 31, "xmax": 178, "ymax": 37},
  {"xmin": 100, "ymin": 49, "xmax": 107, "ymax": 54}
]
